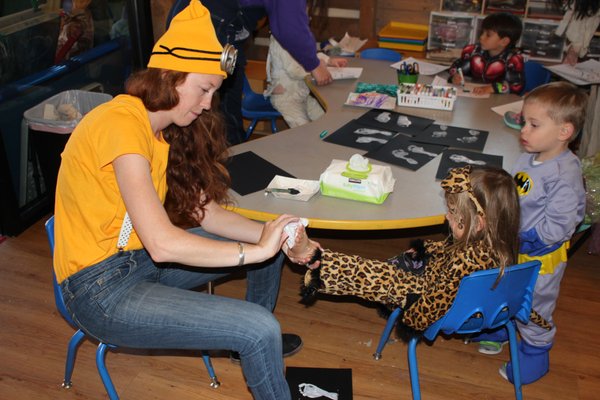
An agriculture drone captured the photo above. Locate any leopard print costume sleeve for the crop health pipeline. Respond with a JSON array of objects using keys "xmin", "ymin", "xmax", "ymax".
[
  {"xmin": 304, "ymin": 239, "xmax": 550, "ymax": 332},
  {"xmin": 306, "ymin": 249, "xmax": 427, "ymax": 309},
  {"xmin": 305, "ymin": 239, "xmax": 495, "ymax": 329}
]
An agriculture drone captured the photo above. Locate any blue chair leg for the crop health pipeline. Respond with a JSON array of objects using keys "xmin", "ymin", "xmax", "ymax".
[
  {"xmin": 62, "ymin": 329, "xmax": 86, "ymax": 389},
  {"xmin": 96, "ymin": 343, "xmax": 119, "ymax": 400},
  {"xmin": 246, "ymin": 120, "xmax": 258, "ymax": 140},
  {"xmin": 506, "ymin": 322, "xmax": 523, "ymax": 400},
  {"xmin": 270, "ymin": 118, "xmax": 278, "ymax": 133},
  {"xmin": 201, "ymin": 351, "xmax": 220, "ymax": 388},
  {"xmin": 373, "ymin": 308, "xmax": 402, "ymax": 360},
  {"xmin": 407, "ymin": 336, "xmax": 422, "ymax": 400}
]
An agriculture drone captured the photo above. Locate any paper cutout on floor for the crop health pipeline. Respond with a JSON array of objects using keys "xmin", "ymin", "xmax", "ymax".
[{"xmin": 299, "ymin": 383, "xmax": 339, "ymax": 400}]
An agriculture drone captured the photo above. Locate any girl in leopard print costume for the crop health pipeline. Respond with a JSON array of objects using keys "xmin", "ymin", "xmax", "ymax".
[{"xmin": 293, "ymin": 166, "xmax": 550, "ymax": 333}]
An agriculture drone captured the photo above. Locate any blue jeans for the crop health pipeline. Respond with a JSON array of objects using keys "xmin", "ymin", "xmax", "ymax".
[{"xmin": 60, "ymin": 227, "xmax": 291, "ymax": 400}]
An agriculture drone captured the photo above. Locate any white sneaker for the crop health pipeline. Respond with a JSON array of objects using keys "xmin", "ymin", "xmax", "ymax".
[
  {"xmin": 499, "ymin": 363, "xmax": 508, "ymax": 381},
  {"xmin": 478, "ymin": 340, "xmax": 508, "ymax": 355}
]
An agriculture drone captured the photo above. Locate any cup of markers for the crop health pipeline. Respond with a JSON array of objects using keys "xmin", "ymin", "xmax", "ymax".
[{"xmin": 397, "ymin": 61, "xmax": 419, "ymax": 84}]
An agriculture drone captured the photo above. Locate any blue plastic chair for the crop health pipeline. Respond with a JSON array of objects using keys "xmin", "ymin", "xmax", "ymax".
[
  {"xmin": 373, "ymin": 260, "xmax": 541, "ymax": 400},
  {"xmin": 522, "ymin": 61, "xmax": 552, "ymax": 94},
  {"xmin": 242, "ymin": 75, "xmax": 281, "ymax": 140},
  {"xmin": 45, "ymin": 216, "xmax": 220, "ymax": 399},
  {"xmin": 359, "ymin": 48, "xmax": 402, "ymax": 62}
]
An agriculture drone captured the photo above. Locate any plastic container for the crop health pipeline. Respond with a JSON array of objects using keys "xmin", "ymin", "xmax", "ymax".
[
  {"xmin": 378, "ymin": 22, "xmax": 428, "ymax": 52},
  {"xmin": 23, "ymin": 90, "xmax": 112, "ymax": 204},
  {"xmin": 396, "ymin": 83, "xmax": 457, "ymax": 111},
  {"xmin": 397, "ymin": 71, "xmax": 419, "ymax": 84},
  {"xmin": 24, "ymin": 90, "xmax": 112, "ymax": 134}
]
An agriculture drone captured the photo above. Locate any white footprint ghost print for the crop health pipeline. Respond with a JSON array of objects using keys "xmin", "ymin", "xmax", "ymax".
[
  {"xmin": 392, "ymin": 149, "xmax": 418, "ymax": 164},
  {"xmin": 356, "ymin": 136, "xmax": 388, "ymax": 144},
  {"xmin": 449, "ymin": 154, "xmax": 486, "ymax": 165},
  {"xmin": 408, "ymin": 144, "xmax": 437, "ymax": 157},
  {"xmin": 354, "ymin": 128, "xmax": 393, "ymax": 136}
]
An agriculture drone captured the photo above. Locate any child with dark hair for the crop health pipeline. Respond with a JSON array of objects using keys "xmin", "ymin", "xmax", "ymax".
[{"xmin": 448, "ymin": 12, "xmax": 525, "ymax": 95}]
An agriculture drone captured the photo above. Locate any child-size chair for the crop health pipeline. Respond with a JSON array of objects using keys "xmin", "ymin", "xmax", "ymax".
[
  {"xmin": 359, "ymin": 48, "xmax": 402, "ymax": 62},
  {"xmin": 373, "ymin": 260, "xmax": 541, "ymax": 400},
  {"xmin": 522, "ymin": 61, "xmax": 552, "ymax": 94},
  {"xmin": 45, "ymin": 216, "xmax": 220, "ymax": 399},
  {"xmin": 242, "ymin": 74, "xmax": 281, "ymax": 140}
]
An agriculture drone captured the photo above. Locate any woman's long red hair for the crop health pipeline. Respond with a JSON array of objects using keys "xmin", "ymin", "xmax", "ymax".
[{"xmin": 126, "ymin": 68, "xmax": 231, "ymax": 228}]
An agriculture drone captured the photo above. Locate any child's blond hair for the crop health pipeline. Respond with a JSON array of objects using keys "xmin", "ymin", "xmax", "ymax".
[{"xmin": 524, "ymin": 81, "xmax": 588, "ymax": 141}]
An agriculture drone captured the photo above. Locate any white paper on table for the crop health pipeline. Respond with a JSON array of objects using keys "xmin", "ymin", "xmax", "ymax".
[
  {"xmin": 491, "ymin": 100, "xmax": 524, "ymax": 116},
  {"xmin": 455, "ymin": 82, "xmax": 492, "ymax": 98},
  {"xmin": 431, "ymin": 75, "xmax": 450, "ymax": 87},
  {"xmin": 327, "ymin": 67, "xmax": 363, "ymax": 80},
  {"xmin": 391, "ymin": 57, "xmax": 449, "ymax": 76},
  {"xmin": 432, "ymin": 73, "xmax": 491, "ymax": 98},
  {"xmin": 329, "ymin": 32, "xmax": 368, "ymax": 55},
  {"xmin": 266, "ymin": 175, "xmax": 320, "ymax": 202},
  {"xmin": 545, "ymin": 60, "xmax": 600, "ymax": 85}
]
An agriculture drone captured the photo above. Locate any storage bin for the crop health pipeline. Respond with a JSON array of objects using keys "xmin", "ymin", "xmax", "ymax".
[
  {"xmin": 378, "ymin": 22, "xmax": 428, "ymax": 52},
  {"xmin": 396, "ymin": 84, "xmax": 457, "ymax": 111},
  {"xmin": 428, "ymin": 12, "xmax": 476, "ymax": 53},
  {"xmin": 520, "ymin": 18, "xmax": 565, "ymax": 62},
  {"xmin": 24, "ymin": 90, "xmax": 112, "ymax": 134},
  {"xmin": 23, "ymin": 90, "xmax": 113, "ymax": 204}
]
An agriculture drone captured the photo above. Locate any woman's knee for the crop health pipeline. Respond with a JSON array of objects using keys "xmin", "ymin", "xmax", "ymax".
[
  {"xmin": 252, "ymin": 307, "xmax": 281, "ymax": 337},
  {"xmin": 239, "ymin": 307, "xmax": 281, "ymax": 353}
]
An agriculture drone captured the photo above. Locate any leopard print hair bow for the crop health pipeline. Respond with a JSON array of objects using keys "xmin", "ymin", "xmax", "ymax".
[{"xmin": 441, "ymin": 165, "xmax": 485, "ymax": 217}]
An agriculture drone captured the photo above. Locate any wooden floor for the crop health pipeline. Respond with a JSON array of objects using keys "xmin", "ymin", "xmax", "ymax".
[{"xmin": 1, "ymin": 217, "xmax": 599, "ymax": 400}]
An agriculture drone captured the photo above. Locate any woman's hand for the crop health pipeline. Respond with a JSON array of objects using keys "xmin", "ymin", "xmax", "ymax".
[
  {"xmin": 564, "ymin": 46, "xmax": 579, "ymax": 66},
  {"xmin": 255, "ymin": 214, "xmax": 299, "ymax": 258}
]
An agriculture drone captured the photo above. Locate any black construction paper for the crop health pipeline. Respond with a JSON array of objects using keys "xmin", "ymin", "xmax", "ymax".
[
  {"xmin": 436, "ymin": 149, "xmax": 503, "ymax": 180},
  {"xmin": 227, "ymin": 151, "xmax": 295, "ymax": 196}
]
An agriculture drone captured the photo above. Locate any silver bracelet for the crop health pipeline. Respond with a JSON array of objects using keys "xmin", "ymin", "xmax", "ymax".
[{"xmin": 237, "ymin": 242, "xmax": 245, "ymax": 266}]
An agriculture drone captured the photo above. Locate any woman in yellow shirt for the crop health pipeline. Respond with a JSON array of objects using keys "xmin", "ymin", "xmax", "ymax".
[{"xmin": 53, "ymin": 3, "xmax": 312, "ymax": 399}]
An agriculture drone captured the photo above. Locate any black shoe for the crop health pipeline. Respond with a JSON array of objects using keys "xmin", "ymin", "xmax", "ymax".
[
  {"xmin": 230, "ymin": 351, "xmax": 241, "ymax": 364},
  {"xmin": 230, "ymin": 333, "xmax": 303, "ymax": 364},
  {"xmin": 282, "ymin": 333, "xmax": 303, "ymax": 357}
]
